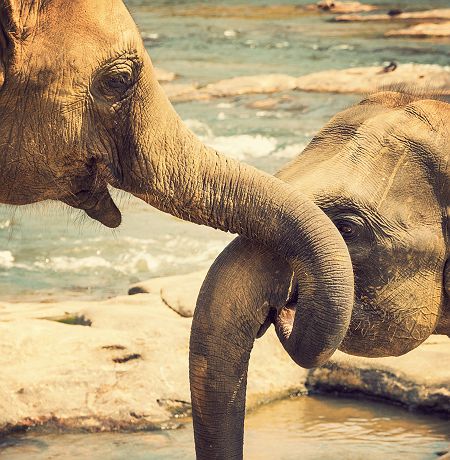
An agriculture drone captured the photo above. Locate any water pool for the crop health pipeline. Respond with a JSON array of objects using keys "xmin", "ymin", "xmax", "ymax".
[{"xmin": 1, "ymin": 395, "xmax": 449, "ymax": 460}]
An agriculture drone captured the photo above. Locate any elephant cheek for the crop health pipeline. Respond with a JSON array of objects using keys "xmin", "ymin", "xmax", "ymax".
[{"xmin": 339, "ymin": 313, "xmax": 436, "ymax": 358}]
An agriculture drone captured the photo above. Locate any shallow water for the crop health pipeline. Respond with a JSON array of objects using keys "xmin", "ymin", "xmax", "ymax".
[
  {"xmin": 1, "ymin": 396, "xmax": 449, "ymax": 460},
  {"xmin": 0, "ymin": 0, "xmax": 448, "ymax": 301}
]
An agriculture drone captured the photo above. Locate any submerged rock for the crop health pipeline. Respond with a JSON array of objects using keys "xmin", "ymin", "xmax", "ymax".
[
  {"xmin": 158, "ymin": 5, "xmax": 310, "ymax": 20},
  {"xmin": 246, "ymin": 95, "xmax": 309, "ymax": 112},
  {"xmin": 0, "ymin": 287, "xmax": 307, "ymax": 435},
  {"xmin": 334, "ymin": 8, "xmax": 450, "ymax": 22},
  {"xmin": 386, "ymin": 21, "xmax": 450, "ymax": 38}
]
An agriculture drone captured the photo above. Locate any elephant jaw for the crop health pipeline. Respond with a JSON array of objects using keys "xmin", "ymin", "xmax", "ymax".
[
  {"xmin": 338, "ymin": 301, "xmax": 436, "ymax": 358},
  {"xmin": 434, "ymin": 300, "xmax": 450, "ymax": 336},
  {"xmin": 63, "ymin": 187, "xmax": 122, "ymax": 228}
]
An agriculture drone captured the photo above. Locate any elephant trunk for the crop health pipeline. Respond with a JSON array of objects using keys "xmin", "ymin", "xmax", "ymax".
[
  {"xmin": 118, "ymin": 76, "xmax": 354, "ymax": 459},
  {"xmin": 190, "ymin": 239, "xmax": 293, "ymax": 459}
]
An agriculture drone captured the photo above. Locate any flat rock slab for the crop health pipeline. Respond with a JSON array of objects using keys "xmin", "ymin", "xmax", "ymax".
[
  {"xmin": 308, "ymin": 336, "xmax": 450, "ymax": 415},
  {"xmin": 0, "ymin": 292, "xmax": 307, "ymax": 435},
  {"xmin": 334, "ymin": 8, "xmax": 450, "ymax": 22},
  {"xmin": 129, "ymin": 270, "xmax": 207, "ymax": 318},
  {"xmin": 386, "ymin": 21, "xmax": 450, "ymax": 38},
  {"xmin": 0, "ymin": 270, "xmax": 448, "ymax": 435},
  {"xmin": 160, "ymin": 83, "xmax": 199, "ymax": 100}
]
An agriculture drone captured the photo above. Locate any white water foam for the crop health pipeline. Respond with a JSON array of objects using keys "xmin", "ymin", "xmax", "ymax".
[
  {"xmin": 10, "ymin": 234, "xmax": 230, "ymax": 277},
  {"xmin": 184, "ymin": 119, "xmax": 302, "ymax": 162},
  {"xmin": 0, "ymin": 251, "xmax": 14, "ymax": 269},
  {"xmin": 34, "ymin": 256, "xmax": 112, "ymax": 272},
  {"xmin": 0, "ymin": 220, "xmax": 11, "ymax": 229},
  {"xmin": 209, "ymin": 134, "xmax": 278, "ymax": 160}
]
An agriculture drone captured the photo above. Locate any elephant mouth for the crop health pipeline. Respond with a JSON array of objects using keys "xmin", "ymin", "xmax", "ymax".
[{"xmin": 63, "ymin": 187, "xmax": 122, "ymax": 228}]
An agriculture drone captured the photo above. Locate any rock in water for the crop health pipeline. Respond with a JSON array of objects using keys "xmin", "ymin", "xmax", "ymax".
[{"xmin": 386, "ymin": 22, "xmax": 450, "ymax": 38}]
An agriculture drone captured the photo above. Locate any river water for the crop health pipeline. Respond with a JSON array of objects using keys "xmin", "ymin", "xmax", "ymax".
[
  {"xmin": 0, "ymin": 0, "xmax": 449, "ymax": 301},
  {"xmin": 1, "ymin": 396, "xmax": 449, "ymax": 459}
]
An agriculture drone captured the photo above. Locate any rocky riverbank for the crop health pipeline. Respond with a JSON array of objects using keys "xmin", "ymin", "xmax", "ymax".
[
  {"xmin": 385, "ymin": 22, "xmax": 450, "ymax": 38},
  {"xmin": 333, "ymin": 8, "xmax": 450, "ymax": 22},
  {"xmin": 0, "ymin": 271, "xmax": 448, "ymax": 436},
  {"xmin": 156, "ymin": 64, "xmax": 450, "ymax": 102},
  {"xmin": 150, "ymin": 2, "xmax": 377, "ymax": 20}
]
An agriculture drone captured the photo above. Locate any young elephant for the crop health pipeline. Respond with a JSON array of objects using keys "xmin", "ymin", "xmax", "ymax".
[
  {"xmin": 190, "ymin": 91, "xmax": 450, "ymax": 459},
  {"xmin": 0, "ymin": 3, "xmax": 354, "ymax": 370}
]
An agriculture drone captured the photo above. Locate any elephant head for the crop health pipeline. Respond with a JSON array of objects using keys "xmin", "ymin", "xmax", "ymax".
[
  {"xmin": 0, "ymin": 0, "xmax": 354, "ymax": 391},
  {"xmin": 190, "ymin": 91, "xmax": 449, "ymax": 459}
]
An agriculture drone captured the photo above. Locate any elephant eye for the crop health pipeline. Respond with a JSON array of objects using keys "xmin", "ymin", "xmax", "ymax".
[
  {"xmin": 334, "ymin": 219, "xmax": 359, "ymax": 241},
  {"xmin": 92, "ymin": 63, "xmax": 136, "ymax": 102}
]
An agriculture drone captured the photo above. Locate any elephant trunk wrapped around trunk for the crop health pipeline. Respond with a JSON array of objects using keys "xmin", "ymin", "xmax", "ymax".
[
  {"xmin": 187, "ymin": 91, "xmax": 450, "ymax": 459},
  {"xmin": 103, "ymin": 68, "xmax": 355, "ymax": 458},
  {"xmin": 0, "ymin": 3, "xmax": 355, "ymax": 458}
]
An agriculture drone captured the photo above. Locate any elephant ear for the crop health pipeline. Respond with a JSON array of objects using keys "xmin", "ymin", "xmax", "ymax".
[
  {"xmin": 0, "ymin": 4, "xmax": 11, "ymax": 88},
  {"xmin": 442, "ymin": 257, "xmax": 450, "ymax": 337},
  {"xmin": 0, "ymin": 0, "xmax": 43, "ymax": 85},
  {"xmin": 0, "ymin": 0, "xmax": 42, "ymax": 41},
  {"xmin": 0, "ymin": 1, "xmax": 21, "ymax": 38},
  {"xmin": 445, "ymin": 259, "xmax": 449, "ymax": 298},
  {"xmin": 444, "ymin": 209, "xmax": 449, "ymax": 336},
  {"xmin": 446, "ymin": 209, "xmax": 450, "ymax": 299}
]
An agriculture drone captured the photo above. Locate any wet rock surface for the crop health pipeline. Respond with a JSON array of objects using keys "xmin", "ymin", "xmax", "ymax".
[
  {"xmin": 164, "ymin": 74, "xmax": 299, "ymax": 103},
  {"xmin": 0, "ymin": 279, "xmax": 307, "ymax": 435},
  {"xmin": 0, "ymin": 271, "xmax": 448, "ymax": 435}
]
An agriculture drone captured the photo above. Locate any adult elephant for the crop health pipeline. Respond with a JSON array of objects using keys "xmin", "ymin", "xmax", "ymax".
[
  {"xmin": 190, "ymin": 91, "xmax": 450, "ymax": 459},
  {"xmin": 0, "ymin": 1, "xmax": 354, "ymax": 381}
]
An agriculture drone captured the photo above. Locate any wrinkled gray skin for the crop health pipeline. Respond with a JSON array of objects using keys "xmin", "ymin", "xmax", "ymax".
[
  {"xmin": 0, "ymin": 0, "xmax": 354, "ymax": 407},
  {"xmin": 190, "ymin": 91, "xmax": 450, "ymax": 459}
]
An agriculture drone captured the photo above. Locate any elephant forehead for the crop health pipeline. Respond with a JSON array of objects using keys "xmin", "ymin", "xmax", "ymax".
[
  {"xmin": 283, "ymin": 108, "xmax": 445, "ymax": 228},
  {"xmin": 5, "ymin": 0, "xmax": 140, "ymax": 81},
  {"xmin": 42, "ymin": 0, "xmax": 137, "ymax": 46},
  {"xmin": 344, "ymin": 105, "xmax": 447, "ymax": 213}
]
